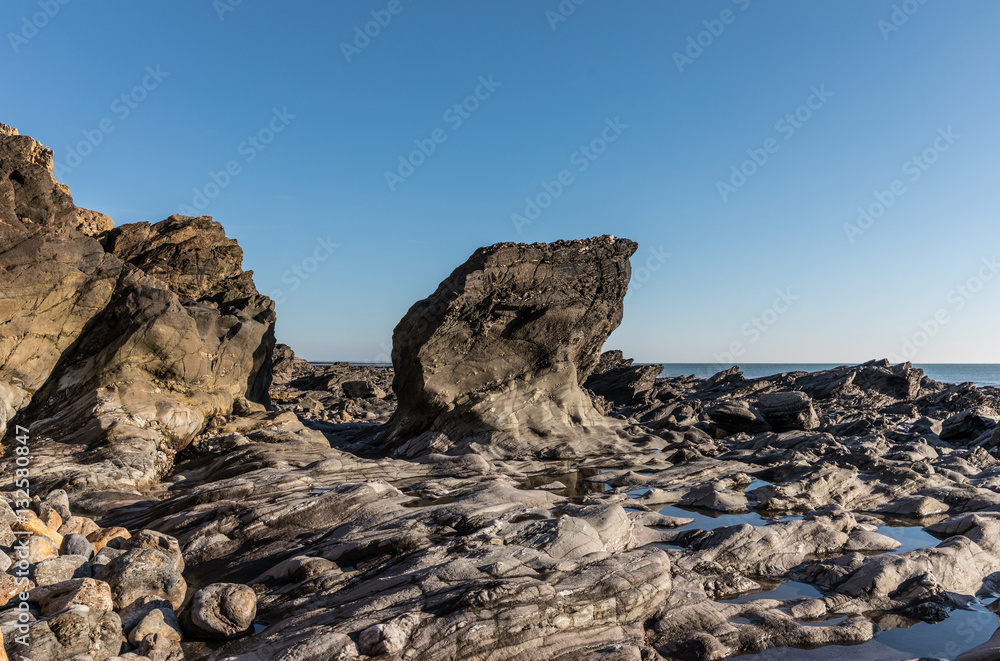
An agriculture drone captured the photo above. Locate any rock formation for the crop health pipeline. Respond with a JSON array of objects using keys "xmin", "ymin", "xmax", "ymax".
[
  {"xmin": 5, "ymin": 121, "xmax": 1000, "ymax": 660},
  {"xmin": 0, "ymin": 125, "xmax": 274, "ymax": 495},
  {"xmin": 363, "ymin": 236, "xmax": 640, "ymax": 459}
]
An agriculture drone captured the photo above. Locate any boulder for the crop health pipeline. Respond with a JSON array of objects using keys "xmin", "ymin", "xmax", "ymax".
[
  {"xmin": 757, "ymin": 391, "xmax": 820, "ymax": 431},
  {"xmin": 30, "ymin": 577, "xmax": 114, "ymax": 616},
  {"xmin": 365, "ymin": 236, "xmax": 638, "ymax": 459},
  {"xmin": 940, "ymin": 406, "xmax": 999, "ymax": 442},
  {"xmin": 31, "ymin": 555, "xmax": 91, "ymax": 586},
  {"xmin": 584, "ymin": 360, "xmax": 662, "ymax": 408},
  {"xmin": 341, "ymin": 380, "xmax": 386, "ymax": 399},
  {"xmin": 96, "ymin": 548, "xmax": 186, "ymax": 611},
  {"xmin": 706, "ymin": 401, "xmax": 770, "ymax": 434},
  {"xmin": 188, "ymin": 583, "xmax": 257, "ymax": 638},
  {"xmin": 7, "ymin": 605, "xmax": 122, "ymax": 661}
]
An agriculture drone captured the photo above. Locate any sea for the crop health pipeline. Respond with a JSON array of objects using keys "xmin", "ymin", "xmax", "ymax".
[
  {"xmin": 655, "ymin": 363, "xmax": 1000, "ymax": 388},
  {"xmin": 331, "ymin": 362, "xmax": 1000, "ymax": 388}
]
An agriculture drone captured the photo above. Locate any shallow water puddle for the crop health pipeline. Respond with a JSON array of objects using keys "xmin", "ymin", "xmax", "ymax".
[
  {"xmin": 655, "ymin": 503, "xmax": 801, "ymax": 531},
  {"xmin": 658, "ymin": 504, "xmax": 772, "ymax": 529},
  {"xmin": 722, "ymin": 581, "xmax": 821, "ymax": 605},
  {"xmin": 519, "ymin": 469, "xmax": 610, "ymax": 497},
  {"xmin": 735, "ymin": 602, "xmax": 998, "ymax": 660},
  {"xmin": 877, "ymin": 525, "xmax": 941, "ymax": 554}
]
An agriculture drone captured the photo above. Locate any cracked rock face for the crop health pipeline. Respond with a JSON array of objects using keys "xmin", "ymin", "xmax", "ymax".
[
  {"xmin": 366, "ymin": 236, "xmax": 639, "ymax": 459},
  {"xmin": 0, "ymin": 125, "xmax": 275, "ymax": 495}
]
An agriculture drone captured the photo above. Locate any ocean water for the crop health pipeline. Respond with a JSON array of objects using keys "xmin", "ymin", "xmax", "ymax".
[
  {"xmin": 327, "ymin": 362, "xmax": 1000, "ymax": 388},
  {"xmin": 655, "ymin": 363, "xmax": 1000, "ymax": 388}
]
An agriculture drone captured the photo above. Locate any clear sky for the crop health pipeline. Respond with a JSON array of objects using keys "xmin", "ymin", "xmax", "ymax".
[{"xmin": 4, "ymin": 1, "xmax": 999, "ymax": 364}]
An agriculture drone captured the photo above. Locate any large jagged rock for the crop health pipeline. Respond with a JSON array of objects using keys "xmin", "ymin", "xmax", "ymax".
[
  {"xmin": 365, "ymin": 236, "xmax": 639, "ymax": 459},
  {"xmin": 0, "ymin": 124, "xmax": 274, "ymax": 496}
]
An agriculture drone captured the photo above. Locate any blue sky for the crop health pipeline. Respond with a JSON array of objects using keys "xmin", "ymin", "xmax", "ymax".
[{"xmin": 4, "ymin": 0, "xmax": 999, "ymax": 363}]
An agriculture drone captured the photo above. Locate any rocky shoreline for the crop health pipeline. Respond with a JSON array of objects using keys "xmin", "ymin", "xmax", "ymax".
[{"xmin": 4, "ymin": 124, "xmax": 1000, "ymax": 660}]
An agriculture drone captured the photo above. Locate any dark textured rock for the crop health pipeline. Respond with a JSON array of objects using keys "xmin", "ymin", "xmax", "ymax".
[
  {"xmin": 365, "ymin": 236, "xmax": 639, "ymax": 459},
  {"xmin": 706, "ymin": 400, "xmax": 770, "ymax": 434},
  {"xmin": 137, "ymin": 632, "xmax": 184, "ymax": 661},
  {"xmin": 584, "ymin": 357, "xmax": 662, "ymax": 408},
  {"xmin": 342, "ymin": 379, "xmax": 386, "ymax": 399},
  {"xmin": 940, "ymin": 406, "xmax": 998, "ymax": 442},
  {"xmin": 757, "ymin": 391, "xmax": 820, "ymax": 431}
]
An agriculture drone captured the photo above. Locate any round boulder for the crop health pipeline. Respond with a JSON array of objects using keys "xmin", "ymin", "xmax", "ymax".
[{"xmin": 189, "ymin": 583, "xmax": 256, "ymax": 638}]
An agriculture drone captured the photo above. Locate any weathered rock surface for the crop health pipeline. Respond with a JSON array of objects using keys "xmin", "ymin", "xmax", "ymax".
[
  {"xmin": 358, "ymin": 236, "xmax": 640, "ymax": 460},
  {"xmin": 188, "ymin": 583, "xmax": 256, "ymax": 638},
  {"xmin": 7, "ymin": 122, "xmax": 1000, "ymax": 660},
  {"xmin": 0, "ymin": 125, "xmax": 275, "ymax": 496}
]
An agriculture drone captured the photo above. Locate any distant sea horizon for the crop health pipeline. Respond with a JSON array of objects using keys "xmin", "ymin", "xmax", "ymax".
[{"xmin": 320, "ymin": 362, "xmax": 1000, "ymax": 388}]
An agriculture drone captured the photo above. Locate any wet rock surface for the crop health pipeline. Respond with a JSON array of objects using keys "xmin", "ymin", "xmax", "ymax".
[{"xmin": 4, "ymin": 124, "xmax": 1000, "ymax": 660}]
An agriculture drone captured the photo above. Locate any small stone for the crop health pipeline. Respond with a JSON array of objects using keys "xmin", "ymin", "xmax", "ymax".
[
  {"xmin": 44, "ymin": 488, "xmax": 72, "ymax": 520},
  {"xmin": 62, "ymin": 533, "xmax": 96, "ymax": 560},
  {"xmin": 12, "ymin": 515, "xmax": 63, "ymax": 547},
  {"xmin": 25, "ymin": 534, "xmax": 60, "ymax": 563},
  {"xmin": 128, "ymin": 605, "xmax": 182, "ymax": 645},
  {"xmin": 32, "ymin": 554, "xmax": 91, "ymax": 586},
  {"xmin": 58, "ymin": 516, "xmax": 102, "ymax": 538},
  {"xmin": 31, "ymin": 577, "xmax": 114, "ymax": 616},
  {"xmin": 138, "ymin": 632, "xmax": 185, "ymax": 661},
  {"xmin": 87, "ymin": 526, "xmax": 131, "ymax": 553}
]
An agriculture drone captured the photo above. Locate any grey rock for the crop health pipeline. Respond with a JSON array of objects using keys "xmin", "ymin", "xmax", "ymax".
[
  {"xmin": 941, "ymin": 406, "xmax": 999, "ymax": 442},
  {"xmin": 62, "ymin": 533, "xmax": 96, "ymax": 560},
  {"xmin": 757, "ymin": 391, "xmax": 820, "ymax": 431},
  {"xmin": 121, "ymin": 530, "xmax": 184, "ymax": 574},
  {"xmin": 32, "ymin": 554, "xmax": 92, "ymax": 586},
  {"xmin": 341, "ymin": 380, "xmax": 386, "ymax": 399},
  {"xmin": 6, "ymin": 605, "xmax": 122, "ymax": 661},
  {"xmin": 95, "ymin": 548, "xmax": 186, "ymax": 611},
  {"xmin": 188, "ymin": 583, "xmax": 257, "ymax": 638},
  {"xmin": 364, "ymin": 236, "xmax": 638, "ymax": 459}
]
